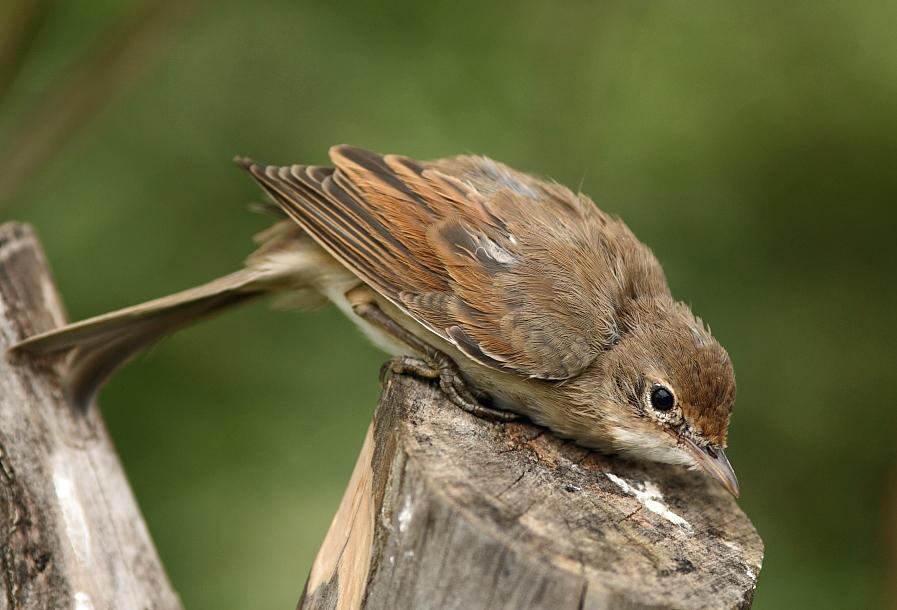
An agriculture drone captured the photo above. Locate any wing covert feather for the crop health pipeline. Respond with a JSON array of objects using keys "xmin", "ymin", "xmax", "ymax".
[{"xmin": 238, "ymin": 146, "xmax": 668, "ymax": 379}]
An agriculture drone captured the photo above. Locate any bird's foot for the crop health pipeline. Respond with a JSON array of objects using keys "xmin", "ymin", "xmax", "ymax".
[
  {"xmin": 349, "ymin": 291, "xmax": 519, "ymax": 423},
  {"xmin": 381, "ymin": 355, "xmax": 519, "ymax": 422}
]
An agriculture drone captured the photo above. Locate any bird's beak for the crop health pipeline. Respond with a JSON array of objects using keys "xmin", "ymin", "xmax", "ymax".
[{"xmin": 681, "ymin": 439, "xmax": 740, "ymax": 497}]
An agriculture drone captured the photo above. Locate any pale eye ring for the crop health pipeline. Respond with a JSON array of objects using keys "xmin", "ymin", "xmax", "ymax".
[{"xmin": 649, "ymin": 385, "xmax": 675, "ymax": 411}]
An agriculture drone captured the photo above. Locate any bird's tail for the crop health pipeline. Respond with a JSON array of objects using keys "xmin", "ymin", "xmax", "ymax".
[
  {"xmin": 8, "ymin": 247, "xmax": 327, "ymax": 407},
  {"xmin": 9, "ymin": 218, "xmax": 335, "ymax": 406}
]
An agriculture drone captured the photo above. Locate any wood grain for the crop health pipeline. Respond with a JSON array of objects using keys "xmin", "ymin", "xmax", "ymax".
[
  {"xmin": 0, "ymin": 222, "xmax": 180, "ymax": 610},
  {"xmin": 300, "ymin": 375, "xmax": 763, "ymax": 610}
]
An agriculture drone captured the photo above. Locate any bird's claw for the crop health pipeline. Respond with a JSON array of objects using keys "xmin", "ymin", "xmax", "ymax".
[{"xmin": 381, "ymin": 355, "xmax": 519, "ymax": 422}]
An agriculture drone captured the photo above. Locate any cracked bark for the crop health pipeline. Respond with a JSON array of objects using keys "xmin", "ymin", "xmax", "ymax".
[
  {"xmin": 299, "ymin": 364, "xmax": 764, "ymax": 609},
  {"xmin": 0, "ymin": 223, "xmax": 180, "ymax": 610}
]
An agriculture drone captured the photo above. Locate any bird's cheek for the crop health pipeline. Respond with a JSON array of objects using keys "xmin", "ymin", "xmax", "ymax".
[{"xmin": 608, "ymin": 425, "xmax": 693, "ymax": 466}]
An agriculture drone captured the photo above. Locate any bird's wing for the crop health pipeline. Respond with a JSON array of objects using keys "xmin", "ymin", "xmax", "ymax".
[{"xmin": 239, "ymin": 145, "xmax": 658, "ymax": 379}]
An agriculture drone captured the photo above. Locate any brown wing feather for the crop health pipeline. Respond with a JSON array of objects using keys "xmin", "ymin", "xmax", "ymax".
[{"xmin": 238, "ymin": 145, "xmax": 669, "ymax": 379}]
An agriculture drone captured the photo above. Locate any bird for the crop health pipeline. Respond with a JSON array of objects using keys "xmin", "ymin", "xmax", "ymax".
[{"xmin": 10, "ymin": 145, "xmax": 739, "ymax": 496}]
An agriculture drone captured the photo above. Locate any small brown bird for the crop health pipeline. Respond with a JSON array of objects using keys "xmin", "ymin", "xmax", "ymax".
[{"xmin": 11, "ymin": 146, "xmax": 739, "ymax": 496}]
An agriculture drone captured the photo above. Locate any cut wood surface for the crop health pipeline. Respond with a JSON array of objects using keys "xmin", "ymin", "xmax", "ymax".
[
  {"xmin": 300, "ymin": 375, "xmax": 763, "ymax": 610},
  {"xmin": 0, "ymin": 223, "xmax": 181, "ymax": 610}
]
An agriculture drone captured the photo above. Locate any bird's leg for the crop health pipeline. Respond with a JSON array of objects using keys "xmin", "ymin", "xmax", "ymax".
[{"xmin": 348, "ymin": 289, "xmax": 518, "ymax": 422}]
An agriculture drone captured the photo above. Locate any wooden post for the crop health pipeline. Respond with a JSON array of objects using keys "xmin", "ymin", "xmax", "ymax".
[
  {"xmin": 300, "ymin": 376, "xmax": 763, "ymax": 610},
  {"xmin": 0, "ymin": 223, "xmax": 181, "ymax": 610}
]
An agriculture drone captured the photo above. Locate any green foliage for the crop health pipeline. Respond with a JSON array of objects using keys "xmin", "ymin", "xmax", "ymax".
[{"xmin": 4, "ymin": 1, "xmax": 895, "ymax": 608}]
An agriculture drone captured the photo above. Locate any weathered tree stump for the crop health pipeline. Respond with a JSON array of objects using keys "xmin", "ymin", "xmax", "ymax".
[
  {"xmin": 0, "ymin": 223, "xmax": 180, "ymax": 610},
  {"xmin": 300, "ymin": 377, "xmax": 763, "ymax": 610}
]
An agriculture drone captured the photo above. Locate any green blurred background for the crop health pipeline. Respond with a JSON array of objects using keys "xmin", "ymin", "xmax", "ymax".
[{"xmin": 2, "ymin": 1, "xmax": 895, "ymax": 608}]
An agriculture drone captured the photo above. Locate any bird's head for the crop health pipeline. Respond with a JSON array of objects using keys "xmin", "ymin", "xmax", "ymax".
[{"xmin": 584, "ymin": 298, "xmax": 739, "ymax": 495}]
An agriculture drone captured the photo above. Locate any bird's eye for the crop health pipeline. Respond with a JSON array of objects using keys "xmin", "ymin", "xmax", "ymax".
[{"xmin": 650, "ymin": 386, "xmax": 675, "ymax": 411}]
